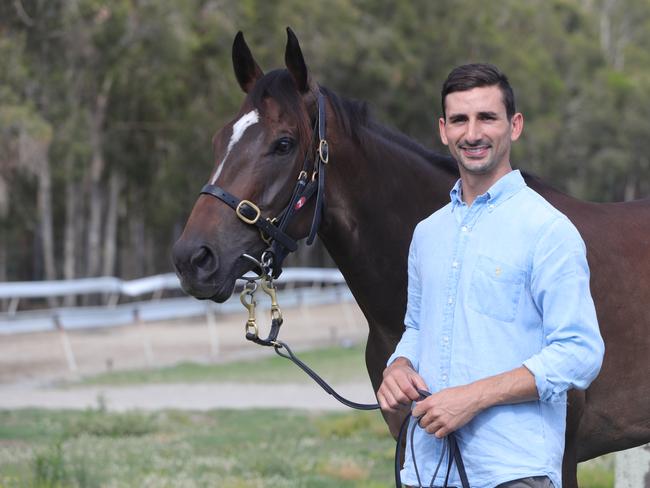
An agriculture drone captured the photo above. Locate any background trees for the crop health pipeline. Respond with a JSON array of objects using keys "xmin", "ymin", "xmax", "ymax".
[{"xmin": 1, "ymin": 0, "xmax": 648, "ymax": 282}]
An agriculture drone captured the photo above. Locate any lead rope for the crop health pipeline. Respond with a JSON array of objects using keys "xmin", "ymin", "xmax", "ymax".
[{"xmin": 238, "ymin": 258, "xmax": 470, "ymax": 487}]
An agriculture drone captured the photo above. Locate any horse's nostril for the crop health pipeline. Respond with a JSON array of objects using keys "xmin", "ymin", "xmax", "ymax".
[{"xmin": 190, "ymin": 246, "xmax": 218, "ymax": 273}]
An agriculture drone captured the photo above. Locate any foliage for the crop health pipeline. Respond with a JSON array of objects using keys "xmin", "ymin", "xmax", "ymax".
[{"xmin": 1, "ymin": 0, "xmax": 649, "ymax": 280}]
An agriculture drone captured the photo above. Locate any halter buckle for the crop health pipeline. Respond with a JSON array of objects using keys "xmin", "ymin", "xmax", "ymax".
[
  {"xmin": 318, "ymin": 139, "xmax": 329, "ymax": 164},
  {"xmin": 259, "ymin": 218, "xmax": 278, "ymax": 245},
  {"xmin": 236, "ymin": 200, "xmax": 261, "ymax": 225}
]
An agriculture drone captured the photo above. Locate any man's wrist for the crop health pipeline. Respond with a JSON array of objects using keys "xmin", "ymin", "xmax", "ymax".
[
  {"xmin": 386, "ymin": 356, "xmax": 413, "ymax": 373},
  {"xmin": 471, "ymin": 366, "xmax": 538, "ymax": 410}
]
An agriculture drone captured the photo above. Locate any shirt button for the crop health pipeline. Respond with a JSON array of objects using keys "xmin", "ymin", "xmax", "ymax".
[
  {"xmin": 441, "ymin": 374, "xmax": 448, "ymax": 382},
  {"xmin": 461, "ymin": 226, "xmax": 468, "ymax": 232},
  {"xmin": 447, "ymin": 297, "xmax": 454, "ymax": 305},
  {"xmin": 442, "ymin": 335, "xmax": 449, "ymax": 344},
  {"xmin": 452, "ymin": 261, "xmax": 459, "ymax": 268},
  {"xmin": 488, "ymin": 204, "xmax": 495, "ymax": 210}
]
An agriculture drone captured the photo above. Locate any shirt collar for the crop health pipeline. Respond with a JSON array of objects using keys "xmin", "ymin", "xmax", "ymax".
[
  {"xmin": 450, "ymin": 170, "xmax": 526, "ymax": 210},
  {"xmin": 450, "ymin": 179, "xmax": 464, "ymax": 211}
]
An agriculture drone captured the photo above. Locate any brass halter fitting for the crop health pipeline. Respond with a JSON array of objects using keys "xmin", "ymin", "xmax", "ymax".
[
  {"xmin": 239, "ymin": 269, "xmax": 283, "ymax": 343},
  {"xmin": 240, "ymin": 280, "xmax": 259, "ymax": 338},
  {"xmin": 261, "ymin": 275, "xmax": 283, "ymax": 323},
  {"xmin": 236, "ymin": 200, "xmax": 261, "ymax": 225},
  {"xmin": 318, "ymin": 139, "xmax": 329, "ymax": 164}
]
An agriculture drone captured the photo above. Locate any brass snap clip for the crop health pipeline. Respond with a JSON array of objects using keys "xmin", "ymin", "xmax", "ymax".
[
  {"xmin": 261, "ymin": 275, "xmax": 283, "ymax": 324},
  {"xmin": 240, "ymin": 281, "xmax": 259, "ymax": 338}
]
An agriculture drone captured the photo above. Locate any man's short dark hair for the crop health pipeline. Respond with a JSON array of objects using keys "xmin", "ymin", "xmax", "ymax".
[{"xmin": 441, "ymin": 63, "xmax": 516, "ymax": 120}]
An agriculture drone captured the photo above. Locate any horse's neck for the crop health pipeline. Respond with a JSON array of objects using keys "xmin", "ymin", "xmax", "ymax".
[{"xmin": 319, "ymin": 122, "xmax": 456, "ymax": 335}]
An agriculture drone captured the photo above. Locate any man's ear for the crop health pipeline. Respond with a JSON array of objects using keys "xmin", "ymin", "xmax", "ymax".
[
  {"xmin": 510, "ymin": 112, "xmax": 524, "ymax": 142},
  {"xmin": 438, "ymin": 117, "xmax": 449, "ymax": 146}
]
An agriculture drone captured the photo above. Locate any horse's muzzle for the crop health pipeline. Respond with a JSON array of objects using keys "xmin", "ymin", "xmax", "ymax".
[{"xmin": 172, "ymin": 240, "xmax": 223, "ymax": 299}]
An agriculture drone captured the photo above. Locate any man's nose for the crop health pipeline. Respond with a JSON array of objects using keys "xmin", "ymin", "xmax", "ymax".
[{"xmin": 466, "ymin": 118, "xmax": 482, "ymax": 142}]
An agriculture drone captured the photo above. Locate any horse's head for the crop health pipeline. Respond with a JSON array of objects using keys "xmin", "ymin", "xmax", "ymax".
[{"xmin": 172, "ymin": 28, "xmax": 325, "ymax": 302}]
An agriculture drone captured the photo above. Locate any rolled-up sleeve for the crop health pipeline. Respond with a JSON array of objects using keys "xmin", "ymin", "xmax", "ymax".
[
  {"xmin": 387, "ymin": 232, "xmax": 422, "ymax": 370},
  {"xmin": 523, "ymin": 217, "xmax": 605, "ymax": 402}
]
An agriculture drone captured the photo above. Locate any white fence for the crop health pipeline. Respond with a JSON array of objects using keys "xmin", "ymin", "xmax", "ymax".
[{"xmin": 0, "ymin": 268, "xmax": 352, "ymax": 335}]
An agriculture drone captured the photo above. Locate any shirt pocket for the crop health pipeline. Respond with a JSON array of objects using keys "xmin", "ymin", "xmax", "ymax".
[{"xmin": 469, "ymin": 255, "xmax": 525, "ymax": 322}]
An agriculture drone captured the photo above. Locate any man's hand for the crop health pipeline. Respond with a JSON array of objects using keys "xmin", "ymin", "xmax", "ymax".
[
  {"xmin": 377, "ymin": 357, "xmax": 428, "ymax": 412},
  {"xmin": 412, "ymin": 383, "xmax": 483, "ymax": 438},
  {"xmin": 412, "ymin": 366, "xmax": 538, "ymax": 438}
]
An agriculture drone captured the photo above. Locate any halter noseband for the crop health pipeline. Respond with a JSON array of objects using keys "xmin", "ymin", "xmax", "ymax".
[{"xmin": 199, "ymin": 91, "xmax": 329, "ymax": 277}]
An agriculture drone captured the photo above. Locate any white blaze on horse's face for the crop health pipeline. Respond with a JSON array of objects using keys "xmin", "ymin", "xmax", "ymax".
[{"xmin": 210, "ymin": 109, "xmax": 260, "ymax": 184}]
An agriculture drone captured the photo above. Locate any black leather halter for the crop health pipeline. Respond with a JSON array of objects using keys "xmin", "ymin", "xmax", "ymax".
[{"xmin": 200, "ymin": 91, "xmax": 329, "ymax": 277}]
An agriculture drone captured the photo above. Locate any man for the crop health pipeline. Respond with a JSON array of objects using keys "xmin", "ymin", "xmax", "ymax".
[{"xmin": 377, "ymin": 64, "xmax": 604, "ymax": 488}]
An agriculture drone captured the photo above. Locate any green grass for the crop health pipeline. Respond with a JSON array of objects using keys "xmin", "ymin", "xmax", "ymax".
[
  {"xmin": 2, "ymin": 344, "xmax": 615, "ymax": 487},
  {"xmin": 0, "ymin": 408, "xmax": 394, "ymax": 487},
  {"xmin": 73, "ymin": 343, "xmax": 369, "ymax": 386},
  {"xmin": 577, "ymin": 455, "xmax": 615, "ymax": 488},
  {"xmin": 0, "ymin": 407, "xmax": 614, "ymax": 487}
]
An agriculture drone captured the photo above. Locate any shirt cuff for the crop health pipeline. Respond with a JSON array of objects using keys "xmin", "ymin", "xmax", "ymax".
[
  {"xmin": 387, "ymin": 342, "xmax": 419, "ymax": 370},
  {"xmin": 523, "ymin": 356, "xmax": 565, "ymax": 403}
]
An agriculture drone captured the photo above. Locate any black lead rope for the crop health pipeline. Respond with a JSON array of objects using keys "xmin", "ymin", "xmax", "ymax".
[
  {"xmin": 273, "ymin": 340, "xmax": 378, "ymax": 410},
  {"xmin": 271, "ymin": 340, "xmax": 470, "ymax": 487}
]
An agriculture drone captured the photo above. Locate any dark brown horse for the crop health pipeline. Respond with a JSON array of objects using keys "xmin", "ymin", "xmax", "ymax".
[{"xmin": 172, "ymin": 29, "xmax": 650, "ymax": 487}]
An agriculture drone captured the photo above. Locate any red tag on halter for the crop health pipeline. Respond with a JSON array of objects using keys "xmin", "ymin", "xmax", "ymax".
[{"xmin": 294, "ymin": 196, "xmax": 307, "ymax": 210}]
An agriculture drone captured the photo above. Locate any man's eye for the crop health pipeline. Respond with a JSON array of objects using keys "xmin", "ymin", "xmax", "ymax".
[{"xmin": 273, "ymin": 137, "xmax": 294, "ymax": 155}]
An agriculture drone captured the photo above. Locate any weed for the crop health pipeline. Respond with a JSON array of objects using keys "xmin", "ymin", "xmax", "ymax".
[
  {"xmin": 32, "ymin": 442, "xmax": 66, "ymax": 487},
  {"xmin": 316, "ymin": 411, "xmax": 387, "ymax": 439},
  {"xmin": 66, "ymin": 409, "xmax": 157, "ymax": 438}
]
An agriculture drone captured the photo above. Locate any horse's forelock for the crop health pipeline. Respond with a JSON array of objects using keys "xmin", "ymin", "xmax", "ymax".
[
  {"xmin": 247, "ymin": 70, "xmax": 374, "ymax": 148},
  {"xmin": 249, "ymin": 70, "xmax": 312, "ymax": 151}
]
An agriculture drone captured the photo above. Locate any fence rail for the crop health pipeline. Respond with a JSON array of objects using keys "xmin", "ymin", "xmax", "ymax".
[{"xmin": 0, "ymin": 268, "xmax": 351, "ymax": 335}]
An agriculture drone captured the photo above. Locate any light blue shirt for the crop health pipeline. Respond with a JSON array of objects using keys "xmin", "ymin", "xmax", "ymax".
[{"xmin": 388, "ymin": 170, "xmax": 604, "ymax": 488}]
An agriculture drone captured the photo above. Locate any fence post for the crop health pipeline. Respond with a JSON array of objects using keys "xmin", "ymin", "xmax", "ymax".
[
  {"xmin": 134, "ymin": 308, "xmax": 154, "ymax": 366},
  {"xmin": 615, "ymin": 444, "xmax": 650, "ymax": 487},
  {"xmin": 206, "ymin": 303, "xmax": 220, "ymax": 358},
  {"xmin": 8, "ymin": 297, "xmax": 19, "ymax": 315},
  {"xmin": 54, "ymin": 315, "xmax": 77, "ymax": 373}
]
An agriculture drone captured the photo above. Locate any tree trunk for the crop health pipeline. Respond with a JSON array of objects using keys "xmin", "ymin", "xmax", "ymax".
[
  {"xmin": 35, "ymin": 143, "xmax": 58, "ymax": 306},
  {"xmin": 123, "ymin": 203, "xmax": 146, "ymax": 279},
  {"xmin": 0, "ymin": 230, "xmax": 6, "ymax": 284},
  {"xmin": 85, "ymin": 76, "xmax": 112, "ymax": 277},
  {"xmin": 102, "ymin": 171, "xmax": 123, "ymax": 277},
  {"xmin": 0, "ymin": 176, "xmax": 7, "ymax": 285},
  {"xmin": 63, "ymin": 163, "xmax": 81, "ymax": 306}
]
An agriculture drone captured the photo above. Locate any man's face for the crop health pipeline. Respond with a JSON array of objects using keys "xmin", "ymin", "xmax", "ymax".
[{"xmin": 439, "ymin": 85, "xmax": 523, "ymax": 176}]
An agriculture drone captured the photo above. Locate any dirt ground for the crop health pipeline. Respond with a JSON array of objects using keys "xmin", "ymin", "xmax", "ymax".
[
  {"xmin": 0, "ymin": 301, "xmax": 369, "ymax": 385},
  {"xmin": 0, "ymin": 301, "xmax": 378, "ymax": 411}
]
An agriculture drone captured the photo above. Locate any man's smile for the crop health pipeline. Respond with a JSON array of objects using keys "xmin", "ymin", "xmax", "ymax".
[{"xmin": 459, "ymin": 144, "xmax": 491, "ymax": 159}]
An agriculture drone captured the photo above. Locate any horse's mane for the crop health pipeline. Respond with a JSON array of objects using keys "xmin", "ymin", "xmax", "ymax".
[
  {"xmin": 248, "ymin": 69, "xmax": 459, "ymax": 176},
  {"xmin": 320, "ymin": 85, "xmax": 459, "ymax": 176}
]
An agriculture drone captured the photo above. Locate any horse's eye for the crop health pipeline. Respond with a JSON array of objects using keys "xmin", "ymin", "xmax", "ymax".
[{"xmin": 273, "ymin": 137, "xmax": 294, "ymax": 155}]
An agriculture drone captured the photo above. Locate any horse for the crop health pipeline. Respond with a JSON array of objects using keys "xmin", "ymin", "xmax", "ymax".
[{"xmin": 172, "ymin": 28, "xmax": 650, "ymax": 487}]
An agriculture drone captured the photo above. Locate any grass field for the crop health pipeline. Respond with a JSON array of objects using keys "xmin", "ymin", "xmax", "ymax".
[
  {"xmin": 1, "ymin": 345, "xmax": 614, "ymax": 487},
  {"xmin": 0, "ymin": 407, "xmax": 395, "ymax": 487},
  {"xmin": 71, "ymin": 343, "xmax": 369, "ymax": 387},
  {"xmin": 0, "ymin": 407, "xmax": 613, "ymax": 488}
]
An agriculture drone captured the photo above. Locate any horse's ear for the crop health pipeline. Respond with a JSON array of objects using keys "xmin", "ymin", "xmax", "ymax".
[
  {"xmin": 232, "ymin": 31, "xmax": 264, "ymax": 94},
  {"xmin": 285, "ymin": 27, "xmax": 311, "ymax": 93}
]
